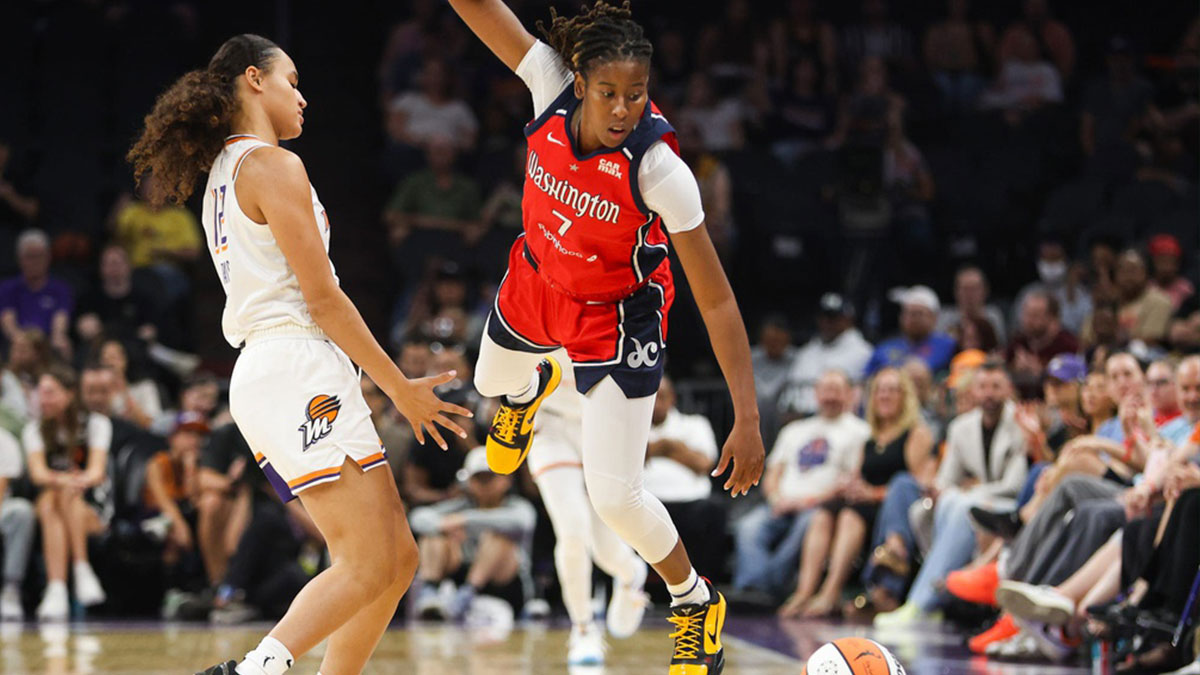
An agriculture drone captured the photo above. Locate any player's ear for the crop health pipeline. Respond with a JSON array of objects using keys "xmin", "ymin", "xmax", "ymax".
[
  {"xmin": 243, "ymin": 66, "xmax": 265, "ymax": 93},
  {"xmin": 573, "ymin": 72, "xmax": 585, "ymax": 100}
]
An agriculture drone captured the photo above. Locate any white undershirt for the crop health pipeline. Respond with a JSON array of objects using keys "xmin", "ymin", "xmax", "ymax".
[{"xmin": 515, "ymin": 41, "xmax": 705, "ymax": 234}]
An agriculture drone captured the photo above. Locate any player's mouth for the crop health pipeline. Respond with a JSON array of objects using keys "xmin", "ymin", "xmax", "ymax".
[{"xmin": 606, "ymin": 126, "xmax": 627, "ymax": 141}]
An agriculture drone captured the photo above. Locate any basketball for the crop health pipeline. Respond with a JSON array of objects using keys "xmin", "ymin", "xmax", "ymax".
[{"xmin": 801, "ymin": 638, "xmax": 904, "ymax": 675}]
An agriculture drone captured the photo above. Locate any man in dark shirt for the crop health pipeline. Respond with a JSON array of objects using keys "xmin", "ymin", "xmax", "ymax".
[
  {"xmin": 1006, "ymin": 290, "xmax": 1079, "ymax": 397},
  {"xmin": 75, "ymin": 244, "xmax": 160, "ymax": 352}
]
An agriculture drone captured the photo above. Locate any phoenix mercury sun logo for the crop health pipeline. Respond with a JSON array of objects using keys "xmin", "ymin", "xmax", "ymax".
[{"xmin": 299, "ymin": 394, "xmax": 341, "ymax": 451}]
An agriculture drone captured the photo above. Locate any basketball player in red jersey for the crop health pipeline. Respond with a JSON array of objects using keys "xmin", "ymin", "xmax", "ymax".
[
  {"xmin": 128, "ymin": 35, "xmax": 471, "ymax": 675},
  {"xmin": 447, "ymin": 2, "xmax": 765, "ymax": 672}
]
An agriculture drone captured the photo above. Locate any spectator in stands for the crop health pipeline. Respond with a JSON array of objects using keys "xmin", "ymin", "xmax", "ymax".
[
  {"xmin": 922, "ymin": 0, "xmax": 994, "ymax": 112},
  {"xmin": 410, "ymin": 447, "xmax": 536, "ymax": 620},
  {"xmin": 1080, "ymin": 36, "xmax": 1155, "ymax": 157},
  {"xmin": 387, "ymin": 58, "xmax": 478, "ymax": 153},
  {"xmin": 938, "ymin": 266, "xmax": 1007, "ymax": 345},
  {"xmin": 781, "ymin": 366, "xmax": 933, "ymax": 618},
  {"xmin": 1086, "ymin": 249, "xmax": 1174, "ymax": 346},
  {"xmin": 840, "ymin": 0, "xmax": 915, "ymax": 74},
  {"xmin": 0, "ymin": 329, "xmax": 47, "ymax": 433},
  {"xmin": 399, "ymin": 262, "xmax": 475, "ymax": 347},
  {"xmin": 734, "ymin": 370, "xmax": 870, "ymax": 599},
  {"xmin": 678, "ymin": 72, "xmax": 746, "ymax": 152},
  {"xmin": 384, "ymin": 135, "xmax": 482, "ymax": 294},
  {"xmin": 768, "ymin": 0, "xmax": 839, "ymax": 94},
  {"xmin": 694, "ymin": 0, "xmax": 763, "ymax": 77},
  {"xmin": 752, "ymin": 315, "xmax": 795, "ymax": 446},
  {"xmin": 95, "ymin": 338, "xmax": 161, "ymax": 430},
  {"xmin": 883, "ymin": 107, "xmax": 937, "ymax": 283},
  {"xmin": 1014, "ymin": 237, "xmax": 1093, "ymax": 335},
  {"xmin": 877, "ymin": 361, "xmax": 1028, "ymax": 625},
  {"xmin": 768, "ymin": 57, "xmax": 837, "ymax": 164},
  {"xmin": 377, "ymin": 0, "xmax": 439, "ymax": 106},
  {"xmin": 642, "ymin": 376, "xmax": 724, "ymax": 578},
  {"xmin": 651, "ymin": 28, "xmax": 691, "ymax": 105},
  {"xmin": 75, "ymin": 244, "xmax": 159, "ymax": 354},
  {"xmin": 152, "ymin": 371, "xmax": 220, "ymax": 436},
  {"xmin": 0, "ymin": 140, "xmax": 39, "ymax": 277},
  {"xmin": 405, "ymin": 387, "xmax": 471, "ymax": 506},
  {"xmin": 143, "ymin": 412, "xmax": 209, "ymax": 610},
  {"xmin": 829, "ymin": 55, "xmax": 904, "ymax": 149},
  {"xmin": 24, "ymin": 366, "xmax": 112, "ymax": 620},
  {"xmin": 996, "ymin": 0, "xmax": 1075, "ymax": 80},
  {"xmin": 677, "ymin": 120, "xmax": 736, "ymax": 263},
  {"xmin": 784, "ymin": 294, "xmax": 873, "ymax": 417},
  {"xmin": 1005, "ymin": 291, "xmax": 1080, "ymax": 389},
  {"xmin": 902, "ymin": 357, "xmax": 944, "ymax": 439},
  {"xmin": 476, "ymin": 145, "xmax": 526, "ymax": 280},
  {"xmin": 195, "ymin": 423, "xmax": 252, "ymax": 598},
  {"xmin": 979, "ymin": 28, "xmax": 1065, "ymax": 120},
  {"xmin": 0, "ymin": 230, "xmax": 73, "ymax": 358},
  {"xmin": 1147, "ymin": 234, "xmax": 1194, "ymax": 311},
  {"xmin": 0, "ymin": 139, "xmax": 38, "ymax": 227},
  {"xmin": 110, "ymin": 175, "xmax": 202, "ymax": 305},
  {"xmin": 1170, "ymin": 294, "xmax": 1200, "ymax": 354},
  {"xmin": 77, "ymin": 363, "xmax": 142, "ymax": 455},
  {"xmin": 865, "ymin": 286, "xmax": 956, "ymax": 376},
  {"xmin": 396, "ymin": 338, "xmax": 434, "ymax": 379},
  {"xmin": 0, "ymin": 423, "xmax": 34, "ymax": 621}
]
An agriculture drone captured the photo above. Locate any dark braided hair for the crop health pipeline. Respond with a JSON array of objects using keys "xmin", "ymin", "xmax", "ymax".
[
  {"xmin": 128, "ymin": 34, "xmax": 281, "ymax": 206},
  {"xmin": 537, "ymin": 1, "xmax": 652, "ymax": 76}
]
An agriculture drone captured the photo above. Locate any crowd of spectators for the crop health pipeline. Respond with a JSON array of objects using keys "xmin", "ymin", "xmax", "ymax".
[{"xmin": 0, "ymin": 0, "xmax": 1196, "ymax": 671}]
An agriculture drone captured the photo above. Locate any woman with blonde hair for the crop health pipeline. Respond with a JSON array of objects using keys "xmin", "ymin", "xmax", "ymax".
[{"xmin": 780, "ymin": 367, "xmax": 934, "ymax": 618}]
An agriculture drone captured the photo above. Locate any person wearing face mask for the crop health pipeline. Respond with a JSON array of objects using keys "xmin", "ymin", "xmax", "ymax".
[{"xmin": 1013, "ymin": 237, "xmax": 1093, "ymax": 335}]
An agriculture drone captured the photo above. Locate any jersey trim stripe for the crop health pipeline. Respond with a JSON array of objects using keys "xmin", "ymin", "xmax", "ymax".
[
  {"xmin": 231, "ymin": 144, "xmax": 268, "ymax": 184},
  {"xmin": 224, "ymin": 134, "xmax": 261, "ymax": 146}
]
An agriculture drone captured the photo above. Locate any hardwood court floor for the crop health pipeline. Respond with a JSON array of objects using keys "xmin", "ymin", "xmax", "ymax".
[{"xmin": 0, "ymin": 616, "xmax": 1093, "ymax": 674}]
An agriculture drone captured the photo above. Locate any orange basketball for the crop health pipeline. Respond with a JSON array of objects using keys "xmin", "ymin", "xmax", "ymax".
[
  {"xmin": 802, "ymin": 637, "xmax": 903, "ymax": 675},
  {"xmin": 307, "ymin": 395, "xmax": 341, "ymax": 423}
]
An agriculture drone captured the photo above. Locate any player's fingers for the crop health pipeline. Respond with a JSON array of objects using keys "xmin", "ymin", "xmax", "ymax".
[
  {"xmin": 410, "ymin": 419, "xmax": 426, "ymax": 446},
  {"xmin": 433, "ymin": 415, "xmax": 469, "ymax": 439},
  {"xmin": 425, "ymin": 370, "xmax": 458, "ymax": 387},
  {"xmin": 711, "ymin": 446, "xmax": 732, "ymax": 478},
  {"xmin": 425, "ymin": 423, "xmax": 449, "ymax": 451},
  {"xmin": 441, "ymin": 401, "xmax": 475, "ymax": 418}
]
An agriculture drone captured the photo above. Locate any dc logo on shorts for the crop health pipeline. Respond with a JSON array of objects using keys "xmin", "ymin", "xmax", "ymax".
[
  {"xmin": 626, "ymin": 337, "xmax": 661, "ymax": 369},
  {"xmin": 299, "ymin": 394, "xmax": 341, "ymax": 451}
]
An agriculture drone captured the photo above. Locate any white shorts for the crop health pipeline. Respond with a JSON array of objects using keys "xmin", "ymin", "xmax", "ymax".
[
  {"xmin": 229, "ymin": 327, "xmax": 387, "ymax": 501},
  {"xmin": 527, "ymin": 410, "xmax": 584, "ymax": 479}
]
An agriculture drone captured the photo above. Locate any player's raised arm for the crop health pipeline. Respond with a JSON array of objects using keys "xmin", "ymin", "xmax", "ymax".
[
  {"xmin": 446, "ymin": 0, "xmax": 536, "ymax": 72},
  {"xmin": 238, "ymin": 147, "xmax": 472, "ymax": 449}
]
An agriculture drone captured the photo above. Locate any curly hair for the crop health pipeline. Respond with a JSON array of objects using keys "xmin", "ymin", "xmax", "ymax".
[
  {"xmin": 537, "ymin": 1, "xmax": 652, "ymax": 75},
  {"xmin": 127, "ymin": 34, "xmax": 281, "ymax": 206}
]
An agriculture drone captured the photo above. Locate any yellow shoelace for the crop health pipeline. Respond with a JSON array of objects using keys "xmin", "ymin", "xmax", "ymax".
[
  {"xmin": 492, "ymin": 405, "xmax": 523, "ymax": 445},
  {"xmin": 667, "ymin": 613, "xmax": 704, "ymax": 660}
]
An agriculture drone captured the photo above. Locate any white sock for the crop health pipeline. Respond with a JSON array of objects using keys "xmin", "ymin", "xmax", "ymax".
[
  {"xmin": 237, "ymin": 636, "xmax": 294, "ymax": 675},
  {"xmin": 72, "ymin": 561, "xmax": 93, "ymax": 576},
  {"xmin": 507, "ymin": 370, "xmax": 541, "ymax": 405},
  {"xmin": 45, "ymin": 580, "xmax": 67, "ymax": 594},
  {"xmin": 667, "ymin": 568, "xmax": 710, "ymax": 607}
]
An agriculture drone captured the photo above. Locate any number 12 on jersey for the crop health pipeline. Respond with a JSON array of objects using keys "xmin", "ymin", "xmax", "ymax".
[{"xmin": 211, "ymin": 185, "xmax": 229, "ymax": 255}]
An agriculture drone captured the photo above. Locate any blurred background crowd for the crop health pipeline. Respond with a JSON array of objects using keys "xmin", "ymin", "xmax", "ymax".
[{"xmin": 0, "ymin": 0, "xmax": 1197, "ymax": 669}]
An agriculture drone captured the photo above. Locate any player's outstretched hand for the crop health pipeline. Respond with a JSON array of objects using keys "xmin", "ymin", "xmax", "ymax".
[
  {"xmin": 391, "ymin": 370, "xmax": 475, "ymax": 451},
  {"xmin": 712, "ymin": 419, "xmax": 765, "ymax": 497}
]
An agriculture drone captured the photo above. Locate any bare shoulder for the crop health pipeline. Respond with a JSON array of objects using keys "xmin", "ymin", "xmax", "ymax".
[{"xmin": 238, "ymin": 145, "xmax": 307, "ymax": 186}]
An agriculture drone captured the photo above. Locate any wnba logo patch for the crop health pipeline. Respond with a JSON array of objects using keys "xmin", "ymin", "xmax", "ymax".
[{"xmin": 299, "ymin": 394, "xmax": 341, "ymax": 451}]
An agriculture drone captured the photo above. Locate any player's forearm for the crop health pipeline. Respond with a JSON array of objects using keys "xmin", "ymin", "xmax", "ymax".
[
  {"xmin": 698, "ymin": 297, "xmax": 760, "ymax": 425},
  {"xmin": 307, "ymin": 288, "xmax": 408, "ymax": 398}
]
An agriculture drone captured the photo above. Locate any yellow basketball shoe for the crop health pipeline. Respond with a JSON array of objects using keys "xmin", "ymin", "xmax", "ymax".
[
  {"xmin": 667, "ymin": 579, "xmax": 726, "ymax": 675},
  {"xmin": 486, "ymin": 356, "xmax": 562, "ymax": 474}
]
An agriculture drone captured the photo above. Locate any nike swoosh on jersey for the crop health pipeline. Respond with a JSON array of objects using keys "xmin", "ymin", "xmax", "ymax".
[{"xmin": 547, "ymin": 132, "xmax": 566, "ymax": 147}]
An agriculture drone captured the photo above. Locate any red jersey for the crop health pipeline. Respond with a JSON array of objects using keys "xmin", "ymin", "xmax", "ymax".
[{"xmin": 522, "ymin": 86, "xmax": 679, "ymax": 302}]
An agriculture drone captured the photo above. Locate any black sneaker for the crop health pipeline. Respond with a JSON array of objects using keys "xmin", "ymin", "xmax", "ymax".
[
  {"xmin": 969, "ymin": 506, "xmax": 1023, "ymax": 539},
  {"xmin": 668, "ymin": 579, "xmax": 726, "ymax": 675},
  {"xmin": 195, "ymin": 660, "xmax": 238, "ymax": 675},
  {"xmin": 485, "ymin": 356, "xmax": 562, "ymax": 475}
]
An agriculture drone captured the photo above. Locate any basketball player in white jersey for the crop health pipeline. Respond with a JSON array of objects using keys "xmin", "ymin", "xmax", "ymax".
[
  {"xmin": 128, "ymin": 35, "xmax": 472, "ymax": 675},
  {"xmin": 527, "ymin": 348, "xmax": 649, "ymax": 665}
]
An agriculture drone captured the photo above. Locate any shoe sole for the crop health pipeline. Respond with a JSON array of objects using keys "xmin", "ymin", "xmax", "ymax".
[
  {"xmin": 996, "ymin": 586, "xmax": 1073, "ymax": 626},
  {"xmin": 486, "ymin": 358, "xmax": 562, "ymax": 475},
  {"xmin": 1012, "ymin": 616, "xmax": 1075, "ymax": 663}
]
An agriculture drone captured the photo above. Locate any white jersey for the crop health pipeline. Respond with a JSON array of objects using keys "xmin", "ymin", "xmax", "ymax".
[{"xmin": 201, "ymin": 134, "xmax": 338, "ymax": 348}]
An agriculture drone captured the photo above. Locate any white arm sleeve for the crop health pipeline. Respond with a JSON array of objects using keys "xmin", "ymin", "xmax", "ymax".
[
  {"xmin": 515, "ymin": 40, "xmax": 574, "ymax": 118},
  {"xmin": 639, "ymin": 142, "xmax": 705, "ymax": 234}
]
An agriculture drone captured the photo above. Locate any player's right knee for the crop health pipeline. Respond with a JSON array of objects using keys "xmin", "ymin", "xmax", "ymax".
[{"xmin": 588, "ymin": 485, "xmax": 642, "ymax": 530}]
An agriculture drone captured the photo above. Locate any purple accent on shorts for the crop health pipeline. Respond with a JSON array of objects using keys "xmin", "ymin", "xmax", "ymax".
[{"xmin": 261, "ymin": 461, "xmax": 297, "ymax": 503}]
